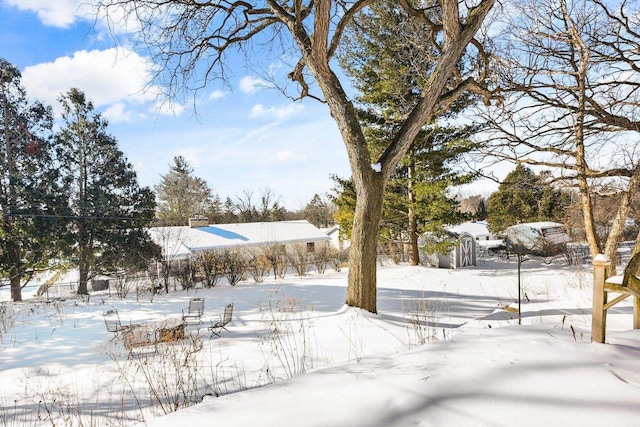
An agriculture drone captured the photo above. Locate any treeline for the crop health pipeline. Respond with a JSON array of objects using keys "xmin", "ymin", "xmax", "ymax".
[{"xmin": 153, "ymin": 155, "xmax": 336, "ymax": 228}]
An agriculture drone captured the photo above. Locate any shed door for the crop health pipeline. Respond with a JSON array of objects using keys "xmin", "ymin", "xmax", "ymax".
[{"xmin": 460, "ymin": 237, "xmax": 473, "ymax": 267}]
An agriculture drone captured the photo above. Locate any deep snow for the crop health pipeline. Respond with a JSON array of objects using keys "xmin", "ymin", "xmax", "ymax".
[{"xmin": 1, "ymin": 256, "xmax": 639, "ymax": 426}]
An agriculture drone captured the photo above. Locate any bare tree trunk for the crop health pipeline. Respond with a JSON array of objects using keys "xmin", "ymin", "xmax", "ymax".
[
  {"xmin": 577, "ymin": 177, "xmax": 600, "ymax": 256},
  {"xmin": 603, "ymin": 166, "xmax": 640, "ymax": 273},
  {"xmin": 8, "ymin": 240, "xmax": 21, "ymax": 302},
  {"xmin": 78, "ymin": 257, "xmax": 89, "ymax": 295},
  {"xmin": 346, "ymin": 172, "xmax": 385, "ymax": 313},
  {"xmin": 569, "ymin": 4, "xmax": 601, "ymax": 263}
]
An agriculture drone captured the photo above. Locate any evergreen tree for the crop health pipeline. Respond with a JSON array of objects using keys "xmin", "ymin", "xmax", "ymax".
[
  {"xmin": 0, "ymin": 59, "xmax": 63, "ymax": 302},
  {"xmin": 56, "ymin": 88, "xmax": 158, "ymax": 295},
  {"xmin": 206, "ymin": 194, "xmax": 225, "ymax": 224},
  {"xmin": 338, "ymin": 1, "xmax": 478, "ymax": 264},
  {"xmin": 329, "ymin": 175, "xmax": 356, "ymax": 243},
  {"xmin": 222, "ymin": 197, "xmax": 238, "ymax": 223},
  {"xmin": 486, "ymin": 165, "xmax": 569, "ymax": 234},
  {"xmin": 155, "ymin": 155, "xmax": 214, "ymax": 225},
  {"xmin": 302, "ymin": 194, "xmax": 335, "ymax": 228}
]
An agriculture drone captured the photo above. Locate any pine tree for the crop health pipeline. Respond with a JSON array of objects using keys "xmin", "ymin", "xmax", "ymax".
[
  {"xmin": 329, "ymin": 175, "xmax": 356, "ymax": 243},
  {"xmin": 302, "ymin": 194, "xmax": 334, "ymax": 228},
  {"xmin": 56, "ymin": 88, "xmax": 157, "ymax": 295},
  {"xmin": 155, "ymin": 155, "xmax": 214, "ymax": 225},
  {"xmin": 338, "ymin": 2, "xmax": 478, "ymax": 264},
  {"xmin": 486, "ymin": 165, "xmax": 569, "ymax": 234},
  {"xmin": 0, "ymin": 59, "xmax": 63, "ymax": 302}
]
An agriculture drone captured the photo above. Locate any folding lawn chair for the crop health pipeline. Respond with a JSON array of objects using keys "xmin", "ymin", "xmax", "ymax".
[
  {"xmin": 182, "ymin": 297, "xmax": 205, "ymax": 324},
  {"xmin": 208, "ymin": 303, "xmax": 234, "ymax": 338}
]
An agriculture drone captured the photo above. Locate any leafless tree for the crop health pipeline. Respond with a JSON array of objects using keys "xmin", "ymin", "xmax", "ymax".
[
  {"xmin": 313, "ymin": 245, "xmax": 332, "ymax": 274},
  {"xmin": 96, "ymin": 0, "xmax": 496, "ymax": 312},
  {"xmin": 148, "ymin": 226, "xmax": 187, "ymax": 292},
  {"xmin": 233, "ymin": 188, "xmax": 285, "ymax": 222},
  {"xmin": 481, "ymin": 0, "xmax": 640, "ymax": 271}
]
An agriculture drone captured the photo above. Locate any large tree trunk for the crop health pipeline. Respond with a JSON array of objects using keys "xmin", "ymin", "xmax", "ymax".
[
  {"xmin": 578, "ymin": 177, "xmax": 600, "ymax": 256},
  {"xmin": 77, "ymin": 222, "xmax": 89, "ymax": 295},
  {"xmin": 77, "ymin": 257, "xmax": 89, "ymax": 295},
  {"xmin": 8, "ymin": 239, "xmax": 22, "ymax": 302},
  {"xmin": 572, "ymin": 31, "xmax": 601, "ymax": 262},
  {"xmin": 346, "ymin": 172, "xmax": 385, "ymax": 313}
]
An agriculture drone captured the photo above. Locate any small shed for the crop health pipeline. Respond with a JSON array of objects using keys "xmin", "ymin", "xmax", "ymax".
[{"xmin": 420, "ymin": 231, "xmax": 477, "ymax": 269}]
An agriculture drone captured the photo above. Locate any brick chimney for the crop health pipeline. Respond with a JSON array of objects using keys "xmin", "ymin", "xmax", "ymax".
[{"xmin": 188, "ymin": 216, "xmax": 209, "ymax": 228}]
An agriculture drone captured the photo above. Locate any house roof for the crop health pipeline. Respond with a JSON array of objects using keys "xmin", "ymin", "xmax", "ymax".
[
  {"xmin": 448, "ymin": 221, "xmax": 495, "ymax": 238},
  {"xmin": 148, "ymin": 220, "xmax": 331, "ymax": 259}
]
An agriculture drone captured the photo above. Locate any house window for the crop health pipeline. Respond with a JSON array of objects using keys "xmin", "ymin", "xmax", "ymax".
[{"xmin": 306, "ymin": 242, "xmax": 315, "ymax": 253}]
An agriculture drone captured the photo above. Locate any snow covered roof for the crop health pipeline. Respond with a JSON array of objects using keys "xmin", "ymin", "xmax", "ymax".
[
  {"xmin": 148, "ymin": 220, "xmax": 331, "ymax": 258},
  {"xmin": 448, "ymin": 221, "xmax": 496, "ymax": 239},
  {"xmin": 513, "ymin": 221, "xmax": 565, "ymax": 230}
]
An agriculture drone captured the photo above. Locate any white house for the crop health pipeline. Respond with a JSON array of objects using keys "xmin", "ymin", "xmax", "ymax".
[
  {"xmin": 321, "ymin": 225, "xmax": 350, "ymax": 250},
  {"xmin": 148, "ymin": 219, "xmax": 332, "ymax": 260},
  {"xmin": 448, "ymin": 221, "xmax": 504, "ymax": 250}
]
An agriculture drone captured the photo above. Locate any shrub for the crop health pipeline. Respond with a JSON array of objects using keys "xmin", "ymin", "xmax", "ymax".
[
  {"xmin": 193, "ymin": 250, "xmax": 223, "ymax": 288},
  {"xmin": 219, "ymin": 250, "xmax": 247, "ymax": 286},
  {"xmin": 289, "ymin": 243, "xmax": 311, "ymax": 276}
]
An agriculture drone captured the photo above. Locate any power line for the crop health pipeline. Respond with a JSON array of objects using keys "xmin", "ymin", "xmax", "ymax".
[{"xmin": 2, "ymin": 212, "xmax": 151, "ymax": 221}]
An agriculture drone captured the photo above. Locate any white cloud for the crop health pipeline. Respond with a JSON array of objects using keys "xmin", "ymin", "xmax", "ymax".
[
  {"xmin": 102, "ymin": 102, "xmax": 132, "ymax": 123},
  {"xmin": 4, "ymin": 0, "xmax": 129, "ymax": 36},
  {"xmin": 20, "ymin": 48, "xmax": 181, "ymax": 122},
  {"xmin": 250, "ymin": 103, "xmax": 304, "ymax": 120},
  {"xmin": 273, "ymin": 150, "xmax": 306, "ymax": 162},
  {"xmin": 239, "ymin": 76, "xmax": 268, "ymax": 94},
  {"xmin": 209, "ymin": 90, "xmax": 226, "ymax": 100},
  {"xmin": 174, "ymin": 148, "xmax": 206, "ymax": 168},
  {"xmin": 5, "ymin": 0, "xmax": 92, "ymax": 28},
  {"xmin": 22, "ymin": 48, "xmax": 152, "ymax": 106}
]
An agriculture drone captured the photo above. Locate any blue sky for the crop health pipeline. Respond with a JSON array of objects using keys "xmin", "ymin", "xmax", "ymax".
[{"xmin": 0, "ymin": 0, "xmax": 352, "ymax": 210}]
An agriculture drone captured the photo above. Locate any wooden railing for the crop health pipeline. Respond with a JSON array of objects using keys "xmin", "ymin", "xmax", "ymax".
[{"xmin": 591, "ymin": 254, "xmax": 640, "ymax": 343}]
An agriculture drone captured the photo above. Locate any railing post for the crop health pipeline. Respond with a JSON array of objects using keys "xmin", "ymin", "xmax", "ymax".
[
  {"xmin": 634, "ymin": 296, "xmax": 640, "ymax": 330},
  {"xmin": 592, "ymin": 254, "xmax": 609, "ymax": 343}
]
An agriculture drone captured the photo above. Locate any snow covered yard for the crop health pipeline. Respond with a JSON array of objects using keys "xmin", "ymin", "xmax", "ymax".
[{"xmin": 1, "ymin": 258, "xmax": 639, "ymax": 426}]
